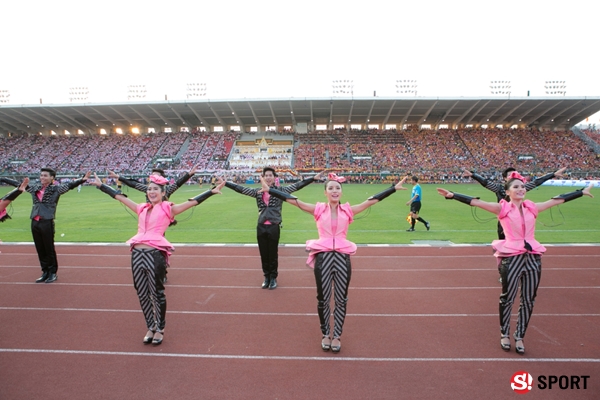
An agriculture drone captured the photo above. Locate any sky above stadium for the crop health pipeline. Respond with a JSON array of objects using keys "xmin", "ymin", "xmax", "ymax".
[{"xmin": 2, "ymin": 0, "xmax": 599, "ymax": 122}]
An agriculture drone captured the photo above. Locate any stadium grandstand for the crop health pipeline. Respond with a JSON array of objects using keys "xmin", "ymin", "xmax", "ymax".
[{"xmin": 1, "ymin": 97, "xmax": 599, "ymax": 182}]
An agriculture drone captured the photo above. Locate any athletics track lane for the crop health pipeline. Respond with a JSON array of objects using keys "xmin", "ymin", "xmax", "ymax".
[{"xmin": 0, "ymin": 244, "xmax": 599, "ymax": 399}]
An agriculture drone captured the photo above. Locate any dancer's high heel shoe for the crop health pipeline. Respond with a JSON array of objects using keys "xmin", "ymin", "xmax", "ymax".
[
  {"xmin": 143, "ymin": 330, "xmax": 155, "ymax": 344},
  {"xmin": 321, "ymin": 335, "xmax": 331, "ymax": 351},
  {"xmin": 331, "ymin": 337, "xmax": 341, "ymax": 353},
  {"xmin": 515, "ymin": 339, "xmax": 525, "ymax": 355},
  {"xmin": 500, "ymin": 336, "xmax": 511, "ymax": 351},
  {"xmin": 152, "ymin": 330, "xmax": 164, "ymax": 345}
]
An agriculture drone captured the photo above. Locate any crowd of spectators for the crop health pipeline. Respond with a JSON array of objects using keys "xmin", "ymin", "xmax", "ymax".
[
  {"xmin": 1, "ymin": 127, "xmax": 598, "ymax": 183},
  {"xmin": 582, "ymin": 128, "xmax": 600, "ymax": 146}
]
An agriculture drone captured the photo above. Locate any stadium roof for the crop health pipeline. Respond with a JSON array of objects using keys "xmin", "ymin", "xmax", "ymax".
[{"xmin": 1, "ymin": 97, "xmax": 599, "ymax": 136}]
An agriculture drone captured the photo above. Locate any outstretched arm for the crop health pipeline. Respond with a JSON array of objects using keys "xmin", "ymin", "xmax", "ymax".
[
  {"xmin": 463, "ymin": 168, "xmax": 503, "ymax": 194},
  {"xmin": 526, "ymin": 166, "xmax": 566, "ymax": 191},
  {"xmin": 91, "ymin": 173, "xmax": 138, "ymax": 212},
  {"xmin": 437, "ymin": 188, "xmax": 501, "ymax": 215},
  {"xmin": 535, "ymin": 184, "xmax": 594, "ymax": 213},
  {"xmin": 109, "ymin": 170, "xmax": 148, "ymax": 193},
  {"xmin": 257, "ymin": 175, "xmax": 315, "ymax": 214},
  {"xmin": 171, "ymin": 181, "xmax": 226, "ymax": 215},
  {"xmin": 353, "ymin": 176, "xmax": 408, "ymax": 215},
  {"xmin": 0, "ymin": 178, "xmax": 29, "ymax": 213},
  {"xmin": 58, "ymin": 171, "xmax": 91, "ymax": 194}
]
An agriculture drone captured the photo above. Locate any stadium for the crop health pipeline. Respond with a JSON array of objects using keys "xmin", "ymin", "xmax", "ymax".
[{"xmin": 2, "ymin": 2, "xmax": 600, "ymax": 398}]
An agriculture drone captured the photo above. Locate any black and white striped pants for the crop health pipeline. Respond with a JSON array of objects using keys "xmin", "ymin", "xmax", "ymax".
[
  {"xmin": 313, "ymin": 251, "xmax": 352, "ymax": 339},
  {"xmin": 131, "ymin": 248, "xmax": 167, "ymax": 332},
  {"xmin": 498, "ymin": 253, "xmax": 542, "ymax": 340}
]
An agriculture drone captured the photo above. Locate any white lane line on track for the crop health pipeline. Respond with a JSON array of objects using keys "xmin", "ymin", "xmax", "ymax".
[
  {"xmin": 1, "ymin": 307, "xmax": 599, "ymax": 318},
  {"xmin": 1, "ymin": 253, "xmax": 599, "ymax": 259},
  {"xmin": 1, "ymin": 282, "xmax": 600, "ymax": 290},
  {"xmin": 3, "ymin": 266, "xmax": 600, "ymax": 272},
  {"xmin": 1, "ymin": 348, "xmax": 599, "ymax": 363}
]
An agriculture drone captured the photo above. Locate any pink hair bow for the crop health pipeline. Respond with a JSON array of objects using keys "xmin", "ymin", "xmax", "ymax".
[
  {"xmin": 327, "ymin": 173, "xmax": 346, "ymax": 183},
  {"xmin": 507, "ymin": 171, "xmax": 526, "ymax": 182},
  {"xmin": 149, "ymin": 174, "xmax": 169, "ymax": 185}
]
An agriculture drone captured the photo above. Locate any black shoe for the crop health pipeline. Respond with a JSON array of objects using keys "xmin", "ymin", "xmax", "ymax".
[
  {"xmin": 45, "ymin": 273, "xmax": 57, "ymax": 283},
  {"xmin": 268, "ymin": 278, "xmax": 277, "ymax": 290},
  {"xmin": 406, "ymin": 228, "xmax": 415, "ymax": 232},
  {"xmin": 35, "ymin": 272, "xmax": 49, "ymax": 283},
  {"xmin": 425, "ymin": 222, "xmax": 430, "ymax": 231},
  {"xmin": 261, "ymin": 278, "xmax": 271, "ymax": 289}
]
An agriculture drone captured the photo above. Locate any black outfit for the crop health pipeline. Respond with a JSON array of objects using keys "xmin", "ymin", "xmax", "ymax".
[
  {"xmin": 470, "ymin": 172, "xmax": 555, "ymax": 239},
  {"xmin": 118, "ymin": 173, "xmax": 192, "ymax": 199},
  {"xmin": 225, "ymin": 177, "xmax": 315, "ymax": 284},
  {"xmin": 3, "ymin": 177, "xmax": 85, "ymax": 278}
]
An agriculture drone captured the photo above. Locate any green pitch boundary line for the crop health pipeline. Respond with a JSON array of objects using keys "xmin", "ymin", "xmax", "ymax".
[{"xmin": 2, "ymin": 242, "xmax": 600, "ymax": 247}]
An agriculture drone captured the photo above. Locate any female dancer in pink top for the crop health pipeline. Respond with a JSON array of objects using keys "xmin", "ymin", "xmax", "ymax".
[
  {"xmin": 91, "ymin": 173, "xmax": 225, "ymax": 345},
  {"xmin": 262, "ymin": 173, "xmax": 407, "ymax": 352},
  {"xmin": 437, "ymin": 172, "xmax": 593, "ymax": 354}
]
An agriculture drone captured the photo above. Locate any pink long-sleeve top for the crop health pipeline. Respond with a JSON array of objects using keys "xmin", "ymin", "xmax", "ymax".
[
  {"xmin": 305, "ymin": 202, "xmax": 357, "ymax": 268},
  {"xmin": 126, "ymin": 202, "xmax": 175, "ymax": 257},
  {"xmin": 491, "ymin": 199, "xmax": 546, "ymax": 258}
]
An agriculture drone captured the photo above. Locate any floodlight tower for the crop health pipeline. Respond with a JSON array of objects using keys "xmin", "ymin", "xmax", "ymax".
[
  {"xmin": 395, "ymin": 80, "xmax": 417, "ymax": 96},
  {"xmin": 332, "ymin": 80, "xmax": 354, "ymax": 96},
  {"xmin": 69, "ymin": 86, "xmax": 89, "ymax": 102},
  {"xmin": 490, "ymin": 80, "xmax": 511, "ymax": 97},
  {"xmin": 186, "ymin": 83, "xmax": 207, "ymax": 99},
  {"xmin": 544, "ymin": 80, "xmax": 566, "ymax": 96},
  {"xmin": 0, "ymin": 89, "xmax": 9, "ymax": 103},
  {"xmin": 127, "ymin": 85, "xmax": 147, "ymax": 100}
]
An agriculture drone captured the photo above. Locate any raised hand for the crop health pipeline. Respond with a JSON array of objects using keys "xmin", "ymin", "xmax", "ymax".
[
  {"xmin": 211, "ymin": 180, "xmax": 226, "ymax": 195},
  {"xmin": 554, "ymin": 167, "xmax": 567, "ymax": 179},
  {"xmin": 582, "ymin": 183, "xmax": 594, "ymax": 198},
  {"xmin": 90, "ymin": 173, "xmax": 103, "ymax": 187},
  {"xmin": 257, "ymin": 175, "xmax": 270, "ymax": 193},
  {"xmin": 394, "ymin": 176, "xmax": 408, "ymax": 191},
  {"xmin": 18, "ymin": 177, "xmax": 29, "ymax": 191},
  {"xmin": 436, "ymin": 188, "xmax": 454, "ymax": 198}
]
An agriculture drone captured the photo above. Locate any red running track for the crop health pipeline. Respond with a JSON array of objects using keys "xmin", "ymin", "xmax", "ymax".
[{"xmin": 0, "ymin": 244, "xmax": 599, "ymax": 400}]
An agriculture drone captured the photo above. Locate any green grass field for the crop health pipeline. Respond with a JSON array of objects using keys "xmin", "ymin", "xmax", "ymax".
[{"xmin": 1, "ymin": 183, "xmax": 598, "ymax": 244}]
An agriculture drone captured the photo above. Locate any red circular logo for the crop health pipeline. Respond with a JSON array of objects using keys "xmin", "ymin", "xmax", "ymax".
[{"xmin": 511, "ymin": 371, "xmax": 533, "ymax": 394}]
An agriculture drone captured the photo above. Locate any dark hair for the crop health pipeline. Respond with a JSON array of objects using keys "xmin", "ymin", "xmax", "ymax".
[
  {"xmin": 502, "ymin": 167, "xmax": 516, "ymax": 179},
  {"xmin": 41, "ymin": 167, "xmax": 56, "ymax": 178},
  {"xmin": 324, "ymin": 179, "xmax": 344, "ymax": 189},
  {"xmin": 411, "ymin": 176, "xmax": 418, "ymax": 182},
  {"xmin": 504, "ymin": 177, "xmax": 524, "ymax": 191},
  {"xmin": 152, "ymin": 168, "xmax": 166, "ymax": 177},
  {"xmin": 262, "ymin": 167, "xmax": 277, "ymax": 177}
]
